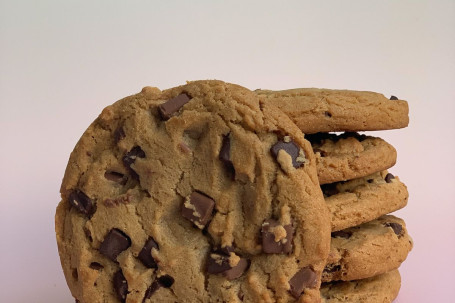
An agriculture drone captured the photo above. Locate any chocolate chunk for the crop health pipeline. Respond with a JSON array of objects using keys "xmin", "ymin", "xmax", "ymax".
[
  {"xmin": 99, "ymin": 228, "xmax": 131, "ymax": 262},
  {"xmin": 181, "ymin": 191, "xmax": 215, "ymax": 229},
  {"xmin": 385, "ymin": 222, "xmax": 402, "ymax": 236},
  {"xmin": 324, "ymin": 111, "xmax": 332, "ymax": 117},
  {"xmin": 158, "ymin": 275, "xmax": 175, "ymax": 288},
  {"xmin": 158, "ymin": 93, "xmax": 192, "ymax": 120},
  {"xmin": 321, "ymin": 183, "xmax": 339, "ymax": 197},
  {"xmin": 206, "ymin": 253, "xmax": 232, "ymax": 274},
  {"xmin": 143, "ymin": 281, "xmax": 160, "ymax": 302},
  {"xmin": 142, "ymin": 275, "xmax": 175, "ymax": 302},
  {"xmin": 89, "ymin": 262, "xmax": 104, "ymax": 270},
  {"xmin": 323, "ymin": 264, "xmax": 341, "ymax": 274},
  {"xmin": 385, "ymin": 173, "xmax": 395, "ymax": 183},
  {"xmin": 113, "ymin": 270, "xmax": 128, "ymax": 303},
  {"xmin": 270, "ymin": 138, "xmax": 305, "ymax": 168},
  {"xmin": 331, "ymin": 230, "xmax": 352, "ymax": 239},
  {"xmin": 367, "ymin": 179, "xmax": 374, "ymax": 183},
  {"xmin": 68, "ymin": 189, "xmax": 94, "ymax": 216},
  {"xmin": 114, "ymin": 126, "xmax": 126, "ymax": 143},
  {"xmin": 206, "ymin": 252, "xmax": 248, "ymax": 280},
  {"xmin": 289, "ymin": 267, "xmax": 318, "ymax": 298},
  {"xmin": 390, "ymin": 95, "xmax": 399, "ymax": 100},
  {"xmin": 219, "ymin": 134, "xmax": 235, "ymax": 177},
  {"xmin": 83, "ymin": 227, "xmax": 93, "ymax": 242},
  {"xmin": 224, "ymin": 258, "xmax": 249, "ymax": 280},
  {"xmin": 138, "ymin": 237, "xmax": 159, "ymax": 268},
  {"xmin": 261, "ymin": 219, "xmax": 293, "ymax": 254},
  {"xmin": 104, "ymin": 171, "xmax": 128, "ymax": 185},
  {"xmin": 122, "ymin": 146, "xmax": 146, "ymax": 180}
]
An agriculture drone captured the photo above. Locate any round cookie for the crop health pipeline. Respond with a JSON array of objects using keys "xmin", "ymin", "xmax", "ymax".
[
  {"xmin": 256, "ymin": 88, "xmax": 409, "ymax": 134},
  {"xmin": 306, "ymin": 133, "xmax": 397, "ymax": 185},
  {"xmin": 56, "ymin": 80, "xmax": 331, "ymax": 303},
  {"xmin": 322, "ymin": 171, "xmax": 409, "ymax": 232},
  {"xmin": 323, "ymin": 215, "xmax": 412, "ymax": 282},
  {"xmin": 320, "ymin": 270, "xmax": 401, "ymax": 303}
]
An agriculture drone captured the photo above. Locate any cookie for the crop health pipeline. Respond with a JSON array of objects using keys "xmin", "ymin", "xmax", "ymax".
[
  {"xmin": 323, "ymin": 215, "xmax": 412, "ymax": 282},
  {"xmin": 56, "ymin": 80, "xmax": 331, "ymax": 303},
  {"xmin": 320, "ymin": 270, "xmax": 401, "ymax": 303},
  {"xmin": 306, "ymin": 133, "xmax": 397, "ymax": 185},
  {"xmin": 256, "ymin": 88, "xmax": 409, "ymax": 134},
  {"xmin": 322, "ymin": 170, "xmax": 408, "ymax": 232}
]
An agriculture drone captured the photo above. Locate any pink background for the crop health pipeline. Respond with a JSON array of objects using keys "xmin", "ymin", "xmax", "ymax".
[{"xmin": 1, "ymin": 1, "xmax": 454, "ymax": 302}]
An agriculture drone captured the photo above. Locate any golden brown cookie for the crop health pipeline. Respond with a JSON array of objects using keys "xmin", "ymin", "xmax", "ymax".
[
  {"xmin": 307, "ymin": 133, "xmax": 397, "ymax": 185},
  {"xmin": 320, "ymin": 270, "xmax": 401, "ymax": 303},
  {"xmin": 256, "ymin": 88, "xmax": 409, "ymax": 134},
  {"xmin": 323, "ymin": 215, "xmax": 412, "ymax": 282},
  {"xmin": 56, "ymin": 80, "xmax": 331, "ymax": 303},
  {"xmin": 322, "ymin": 171, "xmax": 408, "ymax": 232}
]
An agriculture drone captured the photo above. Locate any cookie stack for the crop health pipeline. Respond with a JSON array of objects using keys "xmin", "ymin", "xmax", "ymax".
[
  {"xmin": 258, "ymin": 88, "xmax": 412, "ymax": 302},
  {"xmin": 56, "ymin": 81, "xmax": 411, "ymax": 303}
]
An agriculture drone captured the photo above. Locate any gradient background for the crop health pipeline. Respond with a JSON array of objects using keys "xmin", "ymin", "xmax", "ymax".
[{"xmin": 1, "ymin": 1, "xmax": 454, "ymax": 302}]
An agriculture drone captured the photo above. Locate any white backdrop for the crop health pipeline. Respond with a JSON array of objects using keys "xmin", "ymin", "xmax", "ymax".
[{"xmin": 1, "ymin": 1, "xmax": 454, "ymax": 302}]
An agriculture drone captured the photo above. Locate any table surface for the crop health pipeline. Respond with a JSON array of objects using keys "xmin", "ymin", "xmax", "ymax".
[{"xmin": 1, "ymin": 1, "xmax": 454, "ymax": 302}]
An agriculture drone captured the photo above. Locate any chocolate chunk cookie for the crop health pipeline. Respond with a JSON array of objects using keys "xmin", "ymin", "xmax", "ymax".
[
  {"xmin": 320, "ymin": 270, "xmax": 401, "ymax": 303},
  {"xmin": 323, "ymin": 215, "xmax": 412, "ymax": 282},
  {"xmin": 256, "ymin": 88, "xmax": 409, "ymax": 134},
  {"xmin": 306, "ymin": 133, "xmax": 397, "ymax": 185},
  {"xmin": 56, "ymin": 80, "xmax": 331, "ymax": 303},
  {"xmin": 322, "ymin": 170, "xmax": 409, "ymax": 231}
]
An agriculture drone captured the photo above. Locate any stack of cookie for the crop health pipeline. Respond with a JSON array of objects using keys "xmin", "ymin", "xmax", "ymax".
[
  {"xmin": 258, "ymin": 88, "xmax": 412, "ymax": 302},
  {"xmin": 56, "ymin": 80, "xmax": 411, "ymax": 303}
]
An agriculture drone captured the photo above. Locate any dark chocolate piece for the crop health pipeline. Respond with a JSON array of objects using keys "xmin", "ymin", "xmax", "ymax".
[
  {"xmin": 157, "ymin": 275, "xmax": 175, "ymax": 288},
  {"xmin": 143, "ymin": 281, "xmax": 160, "ymax": 302},
  {"xmin": 219, "ymin": 134, "xmax": 235, "ymax": 177},
  {"xmin": 158, "ymin": 93, "xmax": 192, "ymax": 120},
  {"xmin": 324, "ymin": 111, "xmax": 332, "ymax": 117},
  {"xmin": 114, "ymin": 126, "xmax": 126, "ymax": 143},
  {"xmin": 270, "ymin": 138, "xmax": 305, "ymax": 168},
  {"xmin": 142, "ymin": 275, "xmax": 175, "ymax": 302},
  {"xmin": 138, "ymin": 237, "xmax": 159, "ymax": 268},
  {"xmin": 385, "ymin": 222, "xmax": 402, "ymax": 236},
  {"xmin": 89, "ymin": 262, "xmax": 104, "ymax": 270},
  {"xmin": 122, "ymin": 146, "xmax": 146, "ymax": 180},
  {"xmin": 99, "ymin": 229, "xmax": 131, "ymax": 262},
  {"xmin": 289, "ymin": 267, "xmax": 318, "ymax": 298},
  {"xmin": 385, "ymin": 173, "xmax": 395, "ymax": 183},
  {"xmin": 206, "ymin": 252, "xmax": 248, "ymax": 280},
  {"xmin": 261, "ymin": 219, "xmax": 293, "ymax": 254},
  {"xmin": 113, "ymin": 270, "xmax": 128, "ymax": 303},
  {"xmin": 68, "ymin": 189, "xmax": 94, "ymax": 216},
  {"xmin": 323, "ymin": 264, "xmax": 341, "ymax": 274},
  {"xmin": 321, "ymin": 183, "xmax": 339, "ymax": 197},
  {"xmin": 181, "ymin": 191, "xmax": 215, "ymax": 229},
  {"xmin": 390, "ymin": 95, "xmax": 399, "ymax": 100},
  {"xmin": 331, "ymin": 230, "xmax": 352, "ymax": 239},
  {"xmin": 104, "ymin": 171, "xmax": 128, "ymax": 185}
]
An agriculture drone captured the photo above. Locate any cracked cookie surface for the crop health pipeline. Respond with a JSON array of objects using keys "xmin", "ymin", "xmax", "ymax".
[
  {"xmin": 323, "ymin": 215, "xmax": 412, "ymax": 282},
  {"xmin": 320, "ymin": 270, "xmax": 401, "ymax": 303},
  {"xmin": 322, "ymin": 170, "xmax": 408, "ymax": 232},
  {"xmin": 256, "ymin": 88, "xmax": 409, "ymax": 134},
  {"xmin": 307, "ymin": 133, "xmax": 397, "ymax": 185},
  {"xmin": 56, "ymin": 80, "xmax": 331, "ymax": 303}
]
